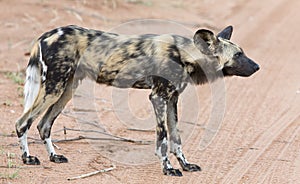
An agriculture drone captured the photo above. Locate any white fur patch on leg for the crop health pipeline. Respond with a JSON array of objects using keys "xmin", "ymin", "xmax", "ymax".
[
  {"xmin": 156, "ymin": 138, "xmax": 173, "ymax": 169},
  {"xmin": 162, "ymin": 156, "xmax": 173, "ymax": 169},
  {"xmin": 44, "ymin": 137, "xmax": 56, "ymax": 156},
  {"xmin": 173, "ymin": 143, "xmax": 189, "ymax": 165},
  {"xmin": 19, "ymin": 130, "xmax": 30, "ymax": 156}
]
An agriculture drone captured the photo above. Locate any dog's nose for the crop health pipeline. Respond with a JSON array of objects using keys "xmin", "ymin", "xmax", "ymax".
[{"xmin": 253, "ymin": 64, "xmax": 260, "ymax": 71}]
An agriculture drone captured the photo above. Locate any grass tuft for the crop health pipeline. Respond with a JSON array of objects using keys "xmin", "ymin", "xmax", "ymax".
[
  {"xmin": 0, "ymin": 148, "xmax": 20, "ymax": 180},
  {"xmin": 4, "ymin": 72, "xmax": 25, "ymax": 85}
]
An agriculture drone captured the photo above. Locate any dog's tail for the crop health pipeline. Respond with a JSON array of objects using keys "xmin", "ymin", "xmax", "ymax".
[{"xmin": 23, "ymin": 41, "xmax": 44, "ymax": 113}]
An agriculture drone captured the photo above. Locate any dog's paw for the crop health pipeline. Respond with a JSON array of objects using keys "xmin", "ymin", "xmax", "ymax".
[
  {"xmin": 163, "ymin": 168, "xmax": 183, "ymax": 176},
  {"xmin": 22, "ymin": 153, "xmax": 40, "ymax": 165},
  {"xmin": 50, "ymin": 154, "xmax": 68, "ymax": 163},
  {"xmin": 181, "ymin": 163, "xmax": 201, "ymax": 172}
]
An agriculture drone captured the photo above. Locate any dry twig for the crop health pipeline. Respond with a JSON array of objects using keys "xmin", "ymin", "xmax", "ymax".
[
  {"xmin": 127, "ymin": 128, "xmax": 155, "ymax": 132},
  {"xmin": 67, "ymin": 165, "xmax": 116, "ymax": 180}
]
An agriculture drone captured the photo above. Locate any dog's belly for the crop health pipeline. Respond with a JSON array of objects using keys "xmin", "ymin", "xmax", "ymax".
[
  {"xmin": 96, "ymin": 74, "xmax": 152, "ymax": 89},
  {"xmin": 96, "ymin": 66, "xmax": 152, "ymax": 89}
]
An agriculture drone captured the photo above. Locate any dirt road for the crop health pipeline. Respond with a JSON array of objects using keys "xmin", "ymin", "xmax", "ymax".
[{"xmin": 0, "ymin": 0, "xmax": 299, "ymax": 183}]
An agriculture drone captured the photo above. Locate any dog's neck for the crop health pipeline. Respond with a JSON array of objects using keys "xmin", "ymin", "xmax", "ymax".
[{"xmin": 184, "ymin": 54, "xmax": 224, "ymax": 85}]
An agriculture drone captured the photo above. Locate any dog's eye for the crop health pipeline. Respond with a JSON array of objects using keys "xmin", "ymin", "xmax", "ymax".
[{"xmin": 234, "ymin": 52, "xmax": 242, "ymax": 58}]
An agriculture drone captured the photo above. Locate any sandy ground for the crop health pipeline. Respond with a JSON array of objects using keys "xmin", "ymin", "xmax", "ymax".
[{"xmin": 0, "ymin": 0, "xmax": 300, "ymax": 183}]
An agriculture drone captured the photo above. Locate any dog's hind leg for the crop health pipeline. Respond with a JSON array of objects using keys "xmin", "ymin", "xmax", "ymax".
[
  {"xmin": 149, "ymin": 78, "xmax": 182, "ymax": 176},
  {"xmin": 37, "ymin": 77, "xmax": 75, "ymax": 163},
  {"xmin": 16, "ymin": 92, "xmax": 62, "ymax": 165},
  {"xmin": 167, "ymin": 92, "xmax": 201, "ymax": 172},
  {"xmin": 16, "ymin": 112, "xmax": 40, "ymax": 165}
]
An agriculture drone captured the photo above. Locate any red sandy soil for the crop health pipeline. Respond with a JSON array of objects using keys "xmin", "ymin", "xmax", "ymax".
[{"xmin": 0, "ymin": 0, "xmax": 300, "ymax": 183}]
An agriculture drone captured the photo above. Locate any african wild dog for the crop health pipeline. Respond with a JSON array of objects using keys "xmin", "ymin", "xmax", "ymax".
[{"xmin": 16, "ymin": 25, "xmax": 259, "ymax": 176}]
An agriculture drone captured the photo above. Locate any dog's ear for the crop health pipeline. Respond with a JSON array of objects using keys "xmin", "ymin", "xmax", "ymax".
[
  {"xmin": 193, "ymin": 29, "xmax": 217, "ymax": 54},
  {"xmin": 217, "ymin": 25, "xmax": 233, "ymax": 40}
]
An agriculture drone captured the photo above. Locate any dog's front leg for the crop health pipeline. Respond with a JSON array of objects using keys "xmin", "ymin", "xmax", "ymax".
[
  {"xmin": 167, "ymin": 92, "xmax": 201, "ymax": 172},
  {"xmin": 149, "ymin": 91, "xmax": 183, "ymax": 177}
]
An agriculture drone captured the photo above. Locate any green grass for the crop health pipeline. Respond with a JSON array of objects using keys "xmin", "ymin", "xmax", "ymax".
[
  {"xmin": 3, "ymin": 71, "xmax": 24, "ymax": 97},
  {"xmin": 4, "ymin": 71, "xmax": 25, "ymax": 85},
  {"xmin": 0, "ymin": 149, "xmax": 20, "ymax": 180}
]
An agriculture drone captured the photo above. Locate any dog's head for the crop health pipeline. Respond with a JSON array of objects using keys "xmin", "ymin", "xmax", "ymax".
[{"xmin": 193, "ymin": 26, "xmax": 259, "ymax": 77}]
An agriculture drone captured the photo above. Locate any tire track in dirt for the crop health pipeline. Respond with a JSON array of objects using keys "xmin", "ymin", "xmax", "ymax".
[
  {"xmin": 220, "ymin": 0, "xmax": 300, "ymax": 183},
  {"xmin": 261, "ymin": 120, "xmax": 300, "ymax": 184},
  {"xmin": 196, "ymin": 1, "xmax": 280, "ymax": 182},
  {"xmin": 292, "ymin": 140, "xmax": 300, "ymax": 184},
  {"xmin": 222, "ymin": 105, "xmax": 300, "ymax": 184},
  {"xmin": 221, "ymin": 67, "xmax": 300, "ymax": 182},
  {"xmin": 208, "ymin": 82, "xmax": 253, "ymax": 183},
  {"xmin": 198, "ymin": 1, "xmax": 292, "ymax": 182},
  {"xmin": 163, "ymin": 1, "xmax": 299, "ymax": 182},
  {"xmin": 238, "ymin": 115, "xmax": 300, "ymax": 184}
]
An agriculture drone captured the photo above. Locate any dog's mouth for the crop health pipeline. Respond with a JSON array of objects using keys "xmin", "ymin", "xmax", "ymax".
[
  {"xmin": 222, "ymin": 63, "xmax": 259, "ymax": 77},
  {"xmin": 241, "ymin": 64, "xmax": 260, "ymax": 77}
]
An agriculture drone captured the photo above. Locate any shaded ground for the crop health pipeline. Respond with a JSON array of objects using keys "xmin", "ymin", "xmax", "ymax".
[{"xmin": 0, "ymin": 0, "xmax": 300, "ymax": 183}]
